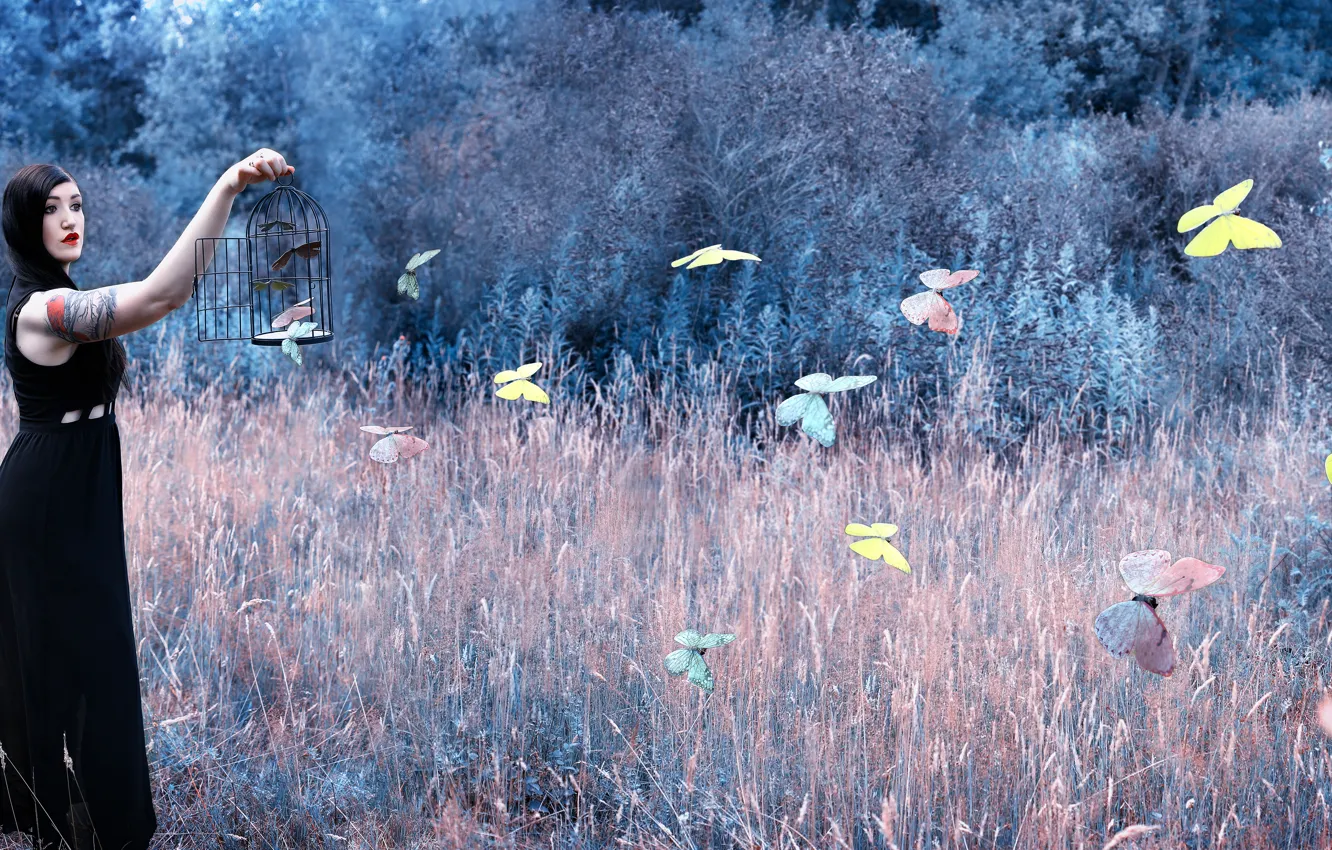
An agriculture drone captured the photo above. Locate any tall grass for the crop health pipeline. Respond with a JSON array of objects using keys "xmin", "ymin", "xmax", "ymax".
[{"xmin": 1, "ymin": 335, "xmax": 1328, "ymax": 850}]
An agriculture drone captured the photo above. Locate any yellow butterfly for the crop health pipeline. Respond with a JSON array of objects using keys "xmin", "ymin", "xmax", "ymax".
[
  {"xmin": 844, "ymin": 522, "xmax": 910, "ymax": 573},
  {"xmin": 671, "ymin": 244, "xmax": 761, "ymax": 269},
  {"xmin": 1325, "ymin": 453, "xmax": 1332, "ymax": 486},
  {"xmin": 1177, "ymin": 179, "xmax": 1281, "ymax": 257},
  {"xmin": 494, "ymin": 362, "xmax": 550, "ymax": 404}
]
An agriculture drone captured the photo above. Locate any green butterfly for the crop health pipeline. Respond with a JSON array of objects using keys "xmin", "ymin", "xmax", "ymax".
[
  {"xmin": 775, "ymin": 373, "xmax": 878, "ymax": 447},
  {"xmin": 257, "ymin": 219, "xmax": 297, "ymax": 233},
  {"xmin": 663, "ymin": 629, "xmax": 736, "ymax": 693},
  {"xmin": 252, "ymin": 278, "xmax": 295, "ymax": 293},
  {"xmin": 397, "ymin": 249, "xmax": 441, "ymax": 300},
  {"xmin": 281, "ymin": 320, "xmax": 317, "ymax": 366}
]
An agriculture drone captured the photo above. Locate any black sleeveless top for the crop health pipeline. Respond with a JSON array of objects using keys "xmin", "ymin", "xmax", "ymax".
[{"xmin": 4, "ymin": 276, "xmax": 122, "ymax": 423}]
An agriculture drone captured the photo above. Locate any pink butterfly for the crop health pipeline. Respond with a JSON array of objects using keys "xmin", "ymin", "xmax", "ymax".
[
  {"xmin": 1093, "ymin": 550, "xmax": 1225, "ymax": 677},
  {"xmin": 360, "ymin": 425, "xmax": 429, "ymax": 464},
  {"xmin": 899, "ymin": 268, "xmax": 979, "ymax": 335},
  {"xmin": 1319, "ymin": 694, "xmax": 1332, "ymax": 738},
  {"xmin": 271, "ymin": 298, "xmax": 314, "ymax": 329}
]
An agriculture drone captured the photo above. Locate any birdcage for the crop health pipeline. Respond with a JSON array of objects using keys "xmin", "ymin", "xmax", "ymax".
[{"xmin": 191, "ymin": 173, "xmax": 334, "ymax": 347}]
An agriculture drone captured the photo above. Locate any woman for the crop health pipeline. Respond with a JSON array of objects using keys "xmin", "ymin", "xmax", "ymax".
[{"xmin": 0, "ymin": 148, "xmax": 293, "ymax": 850}]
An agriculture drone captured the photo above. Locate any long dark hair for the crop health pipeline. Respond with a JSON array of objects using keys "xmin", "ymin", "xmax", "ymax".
[{"xmin": 2, "ymin": 163, "xmax": 129, "ymax": 401}]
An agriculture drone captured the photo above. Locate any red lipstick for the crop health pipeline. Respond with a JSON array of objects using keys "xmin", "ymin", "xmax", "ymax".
[{"xmin": 62, "ymin": 234, "xmax": 78, "ymax": 244}]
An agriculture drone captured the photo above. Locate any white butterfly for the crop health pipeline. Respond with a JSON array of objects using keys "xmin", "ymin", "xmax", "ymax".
[
  {"xmin": 775, "ymin": 373, "xmax": 877, "ymax": 447},
  {"xmin": 359, "ymin": 425, "xmax": 429, "ymax": 464},
  {"xmin": 398, "ymin": 249, "xmax": 441, "ymax": 300},
  {"xmin": 663, "ymin": 629, "xmax": 736, "ymax": 693},
  {"xmin": 1093, "ymin": 549, "xmax": 1225, "ymax": 677},
  {"xmin": 281, "ymin": 320, "xmax": 317, "ymax": 366}
]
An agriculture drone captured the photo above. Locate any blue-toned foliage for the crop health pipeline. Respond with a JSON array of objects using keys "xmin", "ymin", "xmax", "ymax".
[{"xmin": 1, "ymin": 0, "xmax": 1329, "ymax": 442}]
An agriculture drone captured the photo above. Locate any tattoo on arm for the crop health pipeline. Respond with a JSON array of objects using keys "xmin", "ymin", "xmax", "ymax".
[{"xmin": 45, "ymin": 289, "xmax": 118, "ymax": 344}]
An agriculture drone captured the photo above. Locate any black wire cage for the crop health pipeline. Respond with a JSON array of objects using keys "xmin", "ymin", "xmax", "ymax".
[{"xmin": 191, "ymin": 173, "xmax": 334, "ymax": 347}]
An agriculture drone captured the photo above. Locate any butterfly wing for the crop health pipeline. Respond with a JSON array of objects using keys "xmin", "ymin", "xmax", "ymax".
[
  {"xmin": 824, "ymin": 375, "xmax": 877, "ymax": 393},
  {"xmin": 271, "ymin": 246, "xmax": 296, "ymax": 271},
  {"xmin": 360, "ymin": 425, "xmax": 414, "ymax": 435},
  {"xmin": 1119, "ymin": 549, "xmax": 1224, "ymax": 597},
  {"xmin": 496, "ymin": 379, "xmax": 534, "ymax": 400},
  {"xmin": 919, "ymin": 268, "xmax": 977, "ymax": 290},
  {"xmin": 1177, "ymin": 203, "xmax": 1220, "ymax": 233},
  {"xmin": 518, "ymin": 381, "xmax": 550, "ymax": 404},
  {"xmin": 929, "ymin": 294, "xmax": 960, "ymax": 334},
  {"xmin": 686, "ymin": 653, "xmax": 715, "ymax": 692},
  {"xmin": 686, "ymin": 248, "xmax": 725, "ymax": 269},
  {"xmin": 1094, "ymin": 600, "xmax": 1176, "ymax": 676},
  {"xmin": 879, "ymin": 540, "xmax": 910, "ymax": 574},
  {"xmin": 918, "ymin": 268, "xmax": 950, "ymax": 288},
  {"xmin": 271, "ymin": 299, "xmax": 314, "ymax": 328},
  {"xmin": 369, "ymin": 434, "xmax": 428, "ymax": 463},
  {"xmin": 287, "ymin": 321, "xmax": 317, "ymax": 340},
  {"xmin": 397, "ymin": 272, "xmax": 420, "ymax": 299},
  {"xmin": 496, "ymin": 379, "xmax": 549, "ymax": 403},
  {"xmin": 717, "ymin": 250, "xmax": 761, "ymax": 262},
  {"xmin": 1117, "ymin": 550, "xmax": 1172, "ymax": 594},
  {"xmin": 1226, "ymin": 215, "xmax": 1281, "ymax": 250},
  {"xmin": 674, "ymin": 630, "xmax": 706, "ymax": 649},
  {"xmin": 664, "ymin": 647, "xmax": 697, "ymax": 676},
  {"xmin": 944, "ymin": 269, "xmax": 980, "ymax": 289},
  {"xmin": 495, "ymin": 363, "xmax": 542, "ymax": 384},
  {"xmin": 848, "ymin": 538, "xmax": 910, "ymax": 573},
  {"xmin": 1212, "ymin": 178, "xmax": 1254, "ymax": 213},
  {"xmin": 794, "ymin": 373, "xmax": 835, "ymax": 393},
  {"xmin": 1132, "ymin": 604, "xmax": 1176, "ymax": 676},
  {"xmin": 776, "ymin": 393, "xmax": 816, "ymax": 427},
  {"xmin": 1184, "ymin": 216, "xmax": 1233, "ymax": 257},
  {"xmin": 393, "ymin": 434, "xmax": 430, "ymax": 461},
  {"xmin": 369, "ymin": 435, "xmax": 402, "ymax": 463},
  {"xmin": 1093, "ymin": 600, "xmax": 1147, "ymax": 657},
  {"xmin": 1318, "ymin": 694, "xmax": 1332, "ymax": 738},
  {"xmin": 671, "ymin": 244, "xmax": 722, "ymax": 268},
  {"xmin": 901, "ymin": 291, "xmax": 958, "ymax": 334},
  {"xmin": 405, "ymin": 248, "xmax": 441, "ymax": 271},
  {"xmin": 1325, "ymin": 453, "xmax": 1332, "ymax": 486},
  {"xmin": 697, "ymin": 633, "xmax": 736, "ymax": 649},
  {"xmin": 1145, "ymin": 557, "xmax": 1226, "ymax": 597},
  {"xmin": 799, "ymin": 394, "xmax": 835, "ymax": 447},
  {"xmin": 281, "ymin": 337, "xmax": 302, "ymax": 366},
  {"xmin": 848, "ymin": 537, "xmax": 886, "ymax": 560},
  {"xmin": 845, "ymin": 523, "xmax": 898, "ymax": 537}
]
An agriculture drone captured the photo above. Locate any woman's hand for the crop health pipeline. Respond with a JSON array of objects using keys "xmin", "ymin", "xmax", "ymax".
[{"xmin": 220, "ymin": 148, "xmax": 295, "ymax": 195}]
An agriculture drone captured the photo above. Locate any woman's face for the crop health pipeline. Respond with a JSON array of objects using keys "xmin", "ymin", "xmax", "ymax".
[{"xmin": 44, "ymin": 181, "xmax": 83, "ymax": 272}]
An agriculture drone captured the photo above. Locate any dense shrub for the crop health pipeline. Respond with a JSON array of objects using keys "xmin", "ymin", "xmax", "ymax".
[{"xmin": 3, "ymin": 0, "xmax": 1330, "ymax": 445}]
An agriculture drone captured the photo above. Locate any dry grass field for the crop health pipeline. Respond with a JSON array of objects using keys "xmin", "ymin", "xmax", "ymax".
[{"xmin": 3, "ymin": 337, "xmax": 1330, "ymax": 850}]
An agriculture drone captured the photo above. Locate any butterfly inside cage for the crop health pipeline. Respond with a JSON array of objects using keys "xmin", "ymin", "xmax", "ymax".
[{"xmin": 191, "ymin": 175, "xmax": 336, "ymax": 357}]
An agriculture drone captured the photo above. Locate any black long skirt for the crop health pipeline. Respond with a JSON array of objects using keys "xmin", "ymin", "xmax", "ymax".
[{"xmin": 0, "ymin": 412, "xmax": 157, "ymax": 850}]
